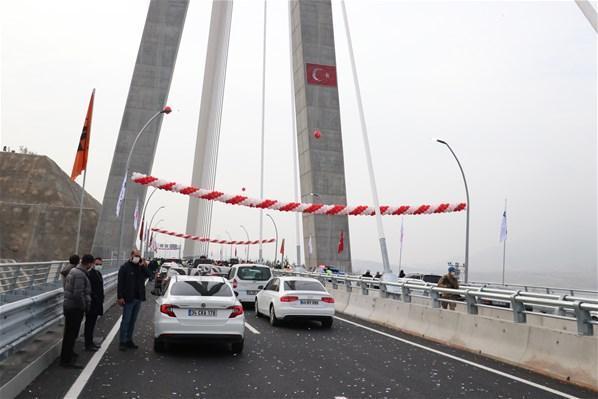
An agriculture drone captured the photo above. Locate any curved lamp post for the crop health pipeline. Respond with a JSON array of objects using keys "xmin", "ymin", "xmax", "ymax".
[
  {"xmin": 265, "ymin": 214, "xmax": 278, "ymax": 263},
  {"xmin": 240, "ymin": 225, "xmax": 250, "ymax": 263},
  {"xmin": 139, "ymin": 187, "xmax": 158, "ymax": 256},
  {"xmin": 436, "ymin": 139, "xmax": 470, "ymax": 283},
  {"xmin": 116, "ymin": 106, "xmax": 171, "ymax": 266}
]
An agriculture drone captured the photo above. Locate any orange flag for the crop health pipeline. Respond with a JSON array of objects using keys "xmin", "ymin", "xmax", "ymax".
[{"xmin": 70, "ymin": 89, "xmax": 95, "ymax": 180}]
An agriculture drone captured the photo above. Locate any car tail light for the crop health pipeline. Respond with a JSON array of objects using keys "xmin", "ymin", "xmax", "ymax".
[
  {"xmin": 321, "ymin": 297, "xmax": 335, "ymax": 303},
  {"xmin": 228, "ymin": 305, "xmax": 244, "ymax": 318},
  {"xmin": 232, "ymin": 279, "xmax": 238, "ymax": 289},
  {"xmin": 160, "ymin": 304, "xmax": 179, "ymax": 317},
  {"xmin": 280, "ymin": 296, "xmax": 299, "ymax": 302}
]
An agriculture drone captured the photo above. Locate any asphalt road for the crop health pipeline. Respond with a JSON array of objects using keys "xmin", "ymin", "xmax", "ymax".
[{"xmin": 17, "ymin": 289, "xmax": 596, "ymax": 399}]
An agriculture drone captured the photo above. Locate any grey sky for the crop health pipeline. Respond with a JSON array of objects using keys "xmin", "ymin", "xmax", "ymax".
[{"xmin": 1, "ymin": 1, "xmax": 596, "ymax": 288}]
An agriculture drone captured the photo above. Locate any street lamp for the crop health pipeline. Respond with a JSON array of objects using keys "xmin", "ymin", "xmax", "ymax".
[
  {"xmin": 265, "ymin": 214, "xmax": 278, "ymax": 264},
  {"xmin": 436, "ymin": 139, "xmax": 470, "ymax": 283},
  {"xmin": 116, "ymin": 106, "xmax": 172, "ymax": 266},
  {"xmin": 139, "ymin": 187, "xmax": 158, "ymax": 256},
  {"xmin": 147, "ymin": 206, "xmax": 166, "ymax": 258},
  {"xmin": 240, "ymin": 225, "xmax": 250, "ymax": 263}
]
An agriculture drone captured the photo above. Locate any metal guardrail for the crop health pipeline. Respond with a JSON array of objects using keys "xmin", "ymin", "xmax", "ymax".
[
  {"xmin": 0, "ymin": 259, "xmax": 118, "ymax": 299},
  {"xmin": 275, "ymin": 271, "xmax": 598, "ymax": 336},
  {"xmin": 0, "ymin": 270, "xmax": 119, "ymax": 359}
]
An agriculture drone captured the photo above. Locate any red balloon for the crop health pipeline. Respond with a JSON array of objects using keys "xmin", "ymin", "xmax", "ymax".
[{"xmin": 313, "ymin": 129, "xmax": 321, "ymax": 139}]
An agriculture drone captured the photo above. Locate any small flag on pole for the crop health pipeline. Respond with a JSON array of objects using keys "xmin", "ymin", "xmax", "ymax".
[
  {"xmin": 280, "ymin": 238, "xmax": 285, "ymax": 256},
  {"xmin": 133, "ymin": 198, "xmax": 140, "ymax": 230},
  {"xmin": 499, "ymin": 208, "xmax": 508, "ymax": 242},
  {"xmin": 308, "ymin": 235, "xmax": 313, "ymax": 255},
  {"xmin": 337, "ymin": 231, "xmax": 344, "ymax": 254},
  {"xmin": 70, "ymin": 89, "xmax": 95, "ymax": 181},
  {"xmin": 139, "ymin": 217, "xmax": 145, "ymax": 242},
  {"xmin": 400, "ymin": 218, "xmax": 404, "ymax": 244},
  {"xmin": 116, "ymin": 176, "xmax": 126, "ymax": 217}
]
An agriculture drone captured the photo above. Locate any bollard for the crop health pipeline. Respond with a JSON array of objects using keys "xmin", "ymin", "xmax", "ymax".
[{"xmin": 511, "ymin": 292, "xmax": 526, "ymax": 323}]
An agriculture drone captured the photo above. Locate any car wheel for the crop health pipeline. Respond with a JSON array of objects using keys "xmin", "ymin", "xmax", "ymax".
[
  {"xmin": 269, "ymin": 305, "xmax": 280, "ymax": 327},
  {"xmin": 154, "ymin": 338, "xmax": 165, "ymax": 352},
  {"xmin": 255, "ymin": 300, "xmax": 262, "ymax": 317},
  {"xmin": 321, "ymin": 317, "xmax": 333, "ymax": 329},
  {"xmin": 231, "ymin": 339, "xmax": 244, "ymax": 354}
]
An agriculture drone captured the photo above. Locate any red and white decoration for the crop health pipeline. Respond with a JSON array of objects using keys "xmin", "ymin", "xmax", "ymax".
[
  {"xmin": 132, "ymin": 172, "xmax": 466, "ymax": 216},
  {"xmin": 151, "ymin": 228, "xmax": 275, "ymax": 245}
]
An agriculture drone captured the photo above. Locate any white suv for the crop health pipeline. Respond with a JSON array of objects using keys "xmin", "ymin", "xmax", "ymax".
[
  {"xmin": 153, "ymin": 275, "xmax": 245, "ymax": 353},
  {"xmin": 228, "ymin": 264, "xmax": 272, "ymax": 304}
]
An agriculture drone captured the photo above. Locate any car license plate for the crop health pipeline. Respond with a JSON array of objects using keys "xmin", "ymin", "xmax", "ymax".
[
  {"xmin": 246, "ymin": 290, "xmax": 258, "ymax": 295},
  {"xmin": 188, "ymin": 309, "xmax": 217, "ymax": 317},
  {"xmin": 300, "ymin": 299, "xmax": 319, "ymax": 305}
]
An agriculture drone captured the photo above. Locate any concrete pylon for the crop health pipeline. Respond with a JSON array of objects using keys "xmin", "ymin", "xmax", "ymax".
[
  {"xmin": 183, "ymin": 0, "xmax": 233, "ymax": 258},
  {"xmin": 290, "ymin": 0, "xmax": 352, "ymax": 272},
  {"xmin": 92, "ymin": 0, "xmax": 189, "ymax": 261}
]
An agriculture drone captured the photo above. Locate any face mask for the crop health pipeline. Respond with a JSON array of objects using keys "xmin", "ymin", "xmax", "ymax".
[
  {"xmin": 95, "ymin": 265, "xmax": 103, "ymax": 272},
  {"xmin": 132, "ymin": 256, "xmax": 141, "ymax": 264}
]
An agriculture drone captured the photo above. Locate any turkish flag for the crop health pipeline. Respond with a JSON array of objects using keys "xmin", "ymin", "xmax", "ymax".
[
  {"xmin": 70, "ymin": 89, "xmax": 95, "ymax": 180},
  {"xmin": 337, "ymin": 231, "xmax": 344, "ymax": 254},
  {"xmin": 306, "ymin": 63, "xmax": 337, "ymax": 87},
  {"xmin": 280, "ymin": 238, "xmax": 285, "ymax": 256}
]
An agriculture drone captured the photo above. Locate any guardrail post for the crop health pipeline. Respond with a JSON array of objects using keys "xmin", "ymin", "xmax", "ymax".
[
  {"xmin": 430, "ymin": 288, "xmax": 440, "ymax": 308},
  {"xmin": 401, "ymin": 285, "xmax": 411, "ymax": 303},
  {"xmin": 379, "ymin": 283, "xmax": 389, "ymax": 298},
  {"xmin": 345, "ymin": 279, "xmax": 352, "ymax": 293},
  {"xmin": 574, "ymin": 302, "xmax": 593, "ymax": 336},
  {"xmin": 361, "ymin": 281, "xmax": 368, "ymax": 296},
  {"xmin": 511, "ymin": 292, "xmax": 526, "ymax": 323},
  {"xmin": 465, "ymin": 289, "xmax": 478, "ymax": 314},
  {"xmin": 332, "ymin": 277, "xmax": 338, "ymax": 290},
  {"xmin": 556, "ymin": 294, "xmax": 567, "ymax": 316}
]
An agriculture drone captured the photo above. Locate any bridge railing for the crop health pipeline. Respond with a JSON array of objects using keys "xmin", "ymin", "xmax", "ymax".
[
  {"xmin": 0, "ymin": 260, "xmax": 118, "ymax": 304},
  {"xmin": 0, "ymin": 270, "xmax": 119, "ymax": 360},
  {"xmin": 274, "ymin": 271, "xmax": 598, "ymax": 336}
]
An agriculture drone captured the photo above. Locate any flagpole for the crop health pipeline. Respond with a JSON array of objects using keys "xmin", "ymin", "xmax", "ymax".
[
  {"xmin": 398, "ymin": 217, "xmax": 404, "ymax": 270},
  {"xmin": 74, "ymin": 168, "xmax": 87, "ymax": 254},
  {"xmin": 502, "ymin": 198, "xmax": 507, "ymax": 285}
]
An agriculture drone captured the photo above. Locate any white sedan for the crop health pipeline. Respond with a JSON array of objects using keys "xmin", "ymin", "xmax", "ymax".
[
  {"xmin": 255, "ymin": 276, "xmax": 335, "ymax": 328},
  {"xmin": 153, "ymin": 275, "xmax": 245, "ymax": 353}
]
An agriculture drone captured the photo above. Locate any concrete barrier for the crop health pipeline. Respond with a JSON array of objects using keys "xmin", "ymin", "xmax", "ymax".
[{"xmin": 329, "ymin": 287, "xmax": 598, "ymax": 391}]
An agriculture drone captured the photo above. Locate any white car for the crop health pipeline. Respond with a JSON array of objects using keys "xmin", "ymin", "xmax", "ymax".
[
  {"xmin": 255, "ymin": 276, "xmax": 335, "ymax": 328},
  {"xmin": 228, "ymin": 264, "xmax": 272, "ymax": 304},
  {"xmin": 153, "ymin": 275, "xmax": 245, "ymax": 353}
]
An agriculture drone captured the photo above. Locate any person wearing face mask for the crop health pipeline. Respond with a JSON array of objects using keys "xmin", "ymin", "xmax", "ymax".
[
  {"xmin": 84, "ymin": 257, "xmax": 105, "ymax": 351},
  {"xmin": 437, "ymin": 266, "xmax": 460, "ymax": 310},
  {"xmin": 117, "ymin": 249, "xmax": 152, "ymax": 351}
]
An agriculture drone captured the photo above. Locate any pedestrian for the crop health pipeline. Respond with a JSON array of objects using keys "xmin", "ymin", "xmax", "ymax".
[
  {"xmin": 362, "ymin": 270, "xmax": 372, "ymax": 278},
  {"xmin": 374, "ymin": 271, "xmax": 382, "ymax": 279},
  {"xmin": 437, "ymin": 266, "xmax": 460, "ymax": 310},
  {"xmin": 61, "ymin": 254, "xmax": 80, "ymax": 287},
  {"xmin": 60, "ymin": 254, "xmax": 93, "ymax": 368},
  {"xmin": 398, "ymin": 270, "xmax": 406, "ymax": 278},
  {"xmin": 84, "ymin": 257, "xmax": 105, "ymax": 351},
  {"xmin": 117, "ymin": 249, "xmax": 152, "ymax": 351}
]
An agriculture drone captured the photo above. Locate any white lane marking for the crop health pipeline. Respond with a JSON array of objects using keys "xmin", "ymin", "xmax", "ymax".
[
  {"xmin": 245, "ymin": 322, "xmax": 260, "ymax": 334},
  {"xmin": 334, "ymin": 316, "xmax": 580, "ymax": 399},
  {"xmin": 65, "ymin": 279, "xmax": 149, "ymax": 398},
  {"xmin": 64, "ymin": 314, "xmax": 122, "ymax": 399}
]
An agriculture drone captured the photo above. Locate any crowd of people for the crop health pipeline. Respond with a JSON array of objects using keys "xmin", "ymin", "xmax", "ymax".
[{"xmin": 59, "ymin": 249, "xmax": 151, "ymax": 368}]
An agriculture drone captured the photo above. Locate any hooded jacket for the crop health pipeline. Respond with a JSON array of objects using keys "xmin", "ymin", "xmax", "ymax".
[{"xmin": 63, "ymin": 265, "xmax": 91, "ymax": 312}]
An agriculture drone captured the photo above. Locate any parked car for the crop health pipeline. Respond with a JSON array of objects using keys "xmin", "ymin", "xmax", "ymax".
[
  {"xmin": 255, "ymin": 276, "xmax": 335, "ymax": 328},
  {"xmin": 228, "ymin": 264, "xmax": 272, "ymax": 304},
  {"xmin": 153, "ymin": 275, "xmax": 244, "ymax": 353}
]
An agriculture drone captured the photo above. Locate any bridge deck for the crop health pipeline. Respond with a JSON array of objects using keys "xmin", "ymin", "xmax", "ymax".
[{"xmin": 17, "ymin": 288, "xmax": 594, "ymax": 399}]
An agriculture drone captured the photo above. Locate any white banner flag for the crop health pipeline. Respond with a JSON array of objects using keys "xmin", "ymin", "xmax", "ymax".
[
  {"xmin": 116, "ymin": 175, "xmax": 126, "ymax": 217},
  {"xmin": 133, "ymin": 198, "xmax": 140, "ymax": 231},
  {"xmin": 499, "ymin": 209, "xmax": 508, "ymax": 242},
  {"xmin": 308, "ymin": 235, "xmax": 313, "ymax": 254}
]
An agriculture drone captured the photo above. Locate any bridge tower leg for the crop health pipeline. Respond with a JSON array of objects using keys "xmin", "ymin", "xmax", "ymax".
[
  {"xmin": 290, "ymin": 0, "xmax": 352, "ymax": 272},
  {"xmin": 92, "ymin": 0, "xmax": 189, "ymax": 261}
]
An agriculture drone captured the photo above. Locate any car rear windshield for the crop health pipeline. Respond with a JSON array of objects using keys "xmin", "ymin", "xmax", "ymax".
[
  {"xmin": 170, "ymin": 281, "xmax": 232, "ymax": 297},
  {"xmin": 283, "ymin": 280, "xmax": 325, "ymax": 292},
  {"xmin": 237, "ymin": 266, "xmax": 271, "ymax": 281}
]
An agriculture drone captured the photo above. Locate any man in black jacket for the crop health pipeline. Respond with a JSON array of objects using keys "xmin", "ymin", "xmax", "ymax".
[
  {"xmin": 84, "ymin": 257, "xmax": 105, "ymax": 351},
  {"xmin": 117, "ymin": 249, "xmax": 152, "ymax": 351}
]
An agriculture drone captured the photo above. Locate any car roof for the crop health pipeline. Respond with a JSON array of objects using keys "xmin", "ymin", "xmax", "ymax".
[
  {"xmin": 277, "ymin": 276, "xmax": 322, "ymax": 282},
  {"xmin": 234, "ymin": 263, "xmax": 270, "ymax": 268},
  {"xmin": 171, "ymin": 275, "xmax": 227, "ymax": 282}
]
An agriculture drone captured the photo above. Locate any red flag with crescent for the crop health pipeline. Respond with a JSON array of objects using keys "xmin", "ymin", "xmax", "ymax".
[
  {"xmin": 70, "ymin": 89, "xmax": 95, "ymax": 180},
  {"xmin": 306, "ymin": 63, "xmax": 337, "ymax": 87}
]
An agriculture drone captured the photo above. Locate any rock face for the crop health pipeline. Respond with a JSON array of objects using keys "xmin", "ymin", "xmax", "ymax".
[{"xmin": 0, "ymin": 152, "xmax": 101, "ymax": 261}]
